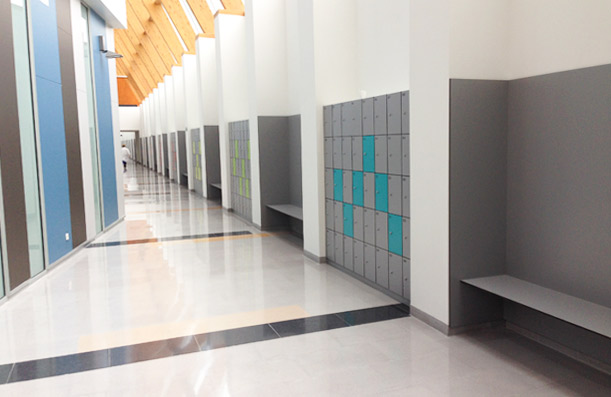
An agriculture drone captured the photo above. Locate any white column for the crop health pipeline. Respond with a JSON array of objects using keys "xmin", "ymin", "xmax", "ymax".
[
  {"xmin": 409, "ymin": 0, "xmax": 450, "ymax": 325},
  {"xmin": 215, "ymin": 13, "xmax": 249, "ymax": 209},
  {"xmin": 183, "ymin": 54, "xmax": 200, "ymax": 191},
  {"xmin": 196, "ymin": 37, "xmax": 218, "ymax": 198}
]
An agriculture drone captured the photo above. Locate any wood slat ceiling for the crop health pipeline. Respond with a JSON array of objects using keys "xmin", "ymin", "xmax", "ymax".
[{"xmin": 115, "ymin": 0, "xmax": 223, "ymax": 105}]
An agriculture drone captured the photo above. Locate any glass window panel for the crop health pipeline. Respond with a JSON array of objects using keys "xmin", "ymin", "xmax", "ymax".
[
  {"xmin": 11, "ymin": 0, "xmax": 45, "ymax": 277},
  {"xmin": 81, "ymin": 4, "xmax": 103, "ymax": 233}
]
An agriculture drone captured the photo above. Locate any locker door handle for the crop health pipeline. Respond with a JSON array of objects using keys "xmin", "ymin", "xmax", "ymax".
[
  {"xmin": 376, "ymin": 191, "xmax": 379, "ymax": 194},
  {"xmin": 390, "ymin": 232, "xmax": 393, "ymax": 235},
  {"xmin": 353, "ymin": 187, "xmax": 356, "ymax": 190}
]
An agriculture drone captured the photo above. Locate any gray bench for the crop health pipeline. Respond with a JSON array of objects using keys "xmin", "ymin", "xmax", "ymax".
[{"xmin": 462, "ymin": 275, "xmax": 611, "ymax": 338}]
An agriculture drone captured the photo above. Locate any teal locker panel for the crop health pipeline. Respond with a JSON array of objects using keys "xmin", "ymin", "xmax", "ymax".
[
  {"xmin": 333, "ymin": 169, "xmax": 343, "ymax": 201},
  {"xmin": 363, "ymin": 136, "xmax": 375, "ymax": 172},
  {"xmin": 375, "ymin": 174, "xmax": 388, "ymax": 212},
  {"xmin": 388, "ymin": 214, "xmax": 402, "ymax": 255},
  {"xmin": 353, "ymin": 171, "xmax": 364, "ymax": 206},
  {"xmin": 343, "ymin": 204, "xmax": 354, "ymax": 237}
]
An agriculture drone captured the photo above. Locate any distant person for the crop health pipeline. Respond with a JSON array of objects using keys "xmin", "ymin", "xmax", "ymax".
[{"xmin": 121, "ymin": 144, "xmax": 131, "ymax": 172}]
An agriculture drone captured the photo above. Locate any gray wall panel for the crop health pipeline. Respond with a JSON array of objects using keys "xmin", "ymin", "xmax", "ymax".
[
  {"xmin": 204, "ymin": 126, "xmax": 221, "ymax": 199},
  {"xmin": 449, "ymin": 79, "xmax": 508, "ymax": 328},
  {"xmin": 177, "ymin": 131, "xmax": 187, "ymax": 186},
  {"xmin": 0, "ymin": 0, "xmax": 31, "ymax": 289},
  {"xmin": 507, "ymin": 65, "xmax": 611, "ymax": 307}
]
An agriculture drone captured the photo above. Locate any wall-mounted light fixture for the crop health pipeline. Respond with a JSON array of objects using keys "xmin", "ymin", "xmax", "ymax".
[{"xmin": 98, "ymin": 36, "xmax": 123, "ymax": 59}]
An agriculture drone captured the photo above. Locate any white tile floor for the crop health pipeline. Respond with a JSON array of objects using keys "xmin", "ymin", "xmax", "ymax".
[{"xmin": 0, "ymin": 164, "xmax": 609, "ymax": 395}]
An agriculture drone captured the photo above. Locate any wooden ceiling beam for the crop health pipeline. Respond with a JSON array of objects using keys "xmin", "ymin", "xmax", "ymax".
[
  {"xmin": 118, "ymin": 28, "xmax": 165, "ymax": 82},
  {"xmin": 138, "ymin": 0, "xmax": 186, "ymax": 61},
  {"xmin": 117, "ymin": 31, "xmax": 160, "ymax": 87},
  {"xmin": 159, "ymin": 0, "xmax": 196, "ymax": 54},
  {"xmin": 127, "ymin": 3, "xmax": 175, "ymax": 73},
  {"xmin": 220, "ymin": 0, "xmax": 245, "ymax": 15},
  {"xmin": 185, "ymin": 0, "xmax": 214, "ymax": 35},
  {"xmin": 117, "ymin": 57, "xmax": 148, "ymax": 97},
  {"xmin": 116, "ymin": 35, "xmax": 156, "ymax": 93}
]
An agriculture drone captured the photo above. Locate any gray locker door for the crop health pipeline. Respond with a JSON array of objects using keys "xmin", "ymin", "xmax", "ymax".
[
  {"xmin": 354, "ymin": 240, "xmax": 364, "ymax": 276},
  {"xmin": 325, "ymin": 168, "xmax": 333, "ymax": 198},
  {"xmin": 326, "ymin": 230, "xmax": 334, "ymax": 262},
  {"xmin": 351, "ymin": 100, "xmax": 363, "ymax": 136},
  {"xmin": 364, "ymin": 243, "xmax": 376, "ymax": 282},
  {"xmin": 388, "ymin": 135, "xmax": 402, "ymax": 175},
  {"xmin": 342, "ymin": 171, "xmax": 353, "ymax": 204},
  {"xmin": 362, "ymin": 98, "xmax": 374, "ymax": 135},
  {"xmin": 388, "ymin": 175, "xmax": 402, "ymax": 215},
  {"xmin": 333, "ymin": 104, "xmax": 342, "ymax": 136},
  {"xmin": 352, "ymin": 137, "xmax": 363, "ymax": 171},
  {"xmin": 387, "ymin": 93, "xmax": 401, "ymax": 135},
  {"xmin": 343, "ymin": 236, "xmax": 354, "ymax": 271},
  {"xmin": 402, "ymin": 136, "xmax": 410, "ymax": 175},
  {"xmin": 403, "ymin": 217, "xmax": 410, "ymax": 258},
  {"xmin": 363, "ymin": 208, "xmax": 375, "ymax": 245},
  {"xmin": 324, "ymin": 138, "xmax": 333, "ymax": 167},
  {"xmin": 325, "ymin": 199, "xmax": 334, "ymax": 230},
  {"xmin": 353, "ymin": 206, "xmax": 364, "ymax": 241},
  {"xmin": 341, "ymin": 103, "xmax": 350, "ymax": 136},
  {"xmin": 402, "ymin": 176, "xmax": 410, "ymax": 217},
  {"xmin": 334, "ymin": 232, "xmax": 344, "ymax": 266},
  {"xmin": 363, "ymin": 172, "xmax": 375, "ymax": 209},
  {"xmin": 403, "ymin": 258, "xmax": 410, "ymax": 299},
  {"xmin": 374, "ymin": 95, "xmax": 387, "ymax": 135},
  {"xmin": 389, "ymin": 253, "xmax": 403, "ymax": 295},
  {"xmin": 324, "ymin": 106, "xmax": 333, "ymax": 137},
  {"xmin": 333, "ymin": 138, "xmax": 342, "ymax": 167},
  {"xmin": 342, "ymin": 137, "xmax": 352, "ymax": 169},
  {"xmin": 376, "ymin": 211, "xmax": 388, "ymax": 249},
  {"xmin": 401, "ymin": 91, "xmax": 410, "ymax": 135},
  {"xmin": 376, "ymin": 249, "xmax": 389, "ymax": 288},
  {"xmin": 334, "ymin": 201, "xmax": 343, "ymax": 233},
  {"xmin": 375, "ymin": 136, "xmax": 388, "ymax": 173}
]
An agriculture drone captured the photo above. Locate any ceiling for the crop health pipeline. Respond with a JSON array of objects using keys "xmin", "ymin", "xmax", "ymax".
[{"xmin": 115, "ymin": 0, "xmax": 245, "ymax": 105}]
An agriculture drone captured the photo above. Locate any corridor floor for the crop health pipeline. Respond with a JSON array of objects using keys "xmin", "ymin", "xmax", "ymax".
[{"xmin": 0, "ymin": 164, "xmax": 608, "ymax": 395}]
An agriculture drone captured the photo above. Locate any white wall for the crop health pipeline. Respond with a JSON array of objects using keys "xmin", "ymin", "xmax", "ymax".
[
  {"xmin": 356, "ymin": 0, "xmax": 410, "ymax": 96},
  {"xmin": 82, "ymin": 0, "xmax": 126, "ymax": 29},
  {"xmin": 507, "ymin": 0, "xmax": 611, "ymax": 79},
  {"xmin": 196, "ymin": 37, "xmax": 218, "ymax": 126},
  {"xmin": 449, "ymin": 0, "xmax": 510, "ymax": 79},
  {"xmin": 183, "ymin": 54, "xmax": 200, "ymax": 190},
  {"xmin": 172, "ymin": 66, "xmax": 186, "ymax": 131},
  {"xmin": 118, "ymin": 106, "xmax": 140, "ymax": 131},
  {"xmin": 164, "ymin": 75, "xmax": 176, "ymax": 132},
  {"xmin": 409, "ymin": 0, "xmax": 450, "ymax": 325},
  {"xmin": 215, "ymin": 13, "xmax": 249, "ymax": 209}
]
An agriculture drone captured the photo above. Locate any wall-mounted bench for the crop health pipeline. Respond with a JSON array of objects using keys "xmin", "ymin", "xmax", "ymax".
[
  {"xmin": 210, "ymin": 182, "xmax": 222, "ymax": 190},
  {"xmin": 267, "ymin": 204, "xmax": 303, "ymax": 221},
  {"xmin": 462, "ymin": 275, "xmax": 611, "ymax": 338}
]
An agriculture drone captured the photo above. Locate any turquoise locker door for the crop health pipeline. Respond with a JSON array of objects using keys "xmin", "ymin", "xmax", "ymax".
[
  {"xmin": 353, "ymin": 171, "xmax": 364, "ymax": 206},
  {"xmin": 343, "ymin": 204, "xmax": 354, "ymax": 237},
  {"xmin": 375, "ymin": 174, "xmax": 388, "ymax": 212},
  {"xmin": 388, "ymin": 214, "xmax": 402, "ymax": 255},
  {"xmin": 363, "ymin": 136, "xmax": 375, "ymax": 172},
  {"xmin": 334, "ymin": 169, "xmax": 343, "ymax": 201}
]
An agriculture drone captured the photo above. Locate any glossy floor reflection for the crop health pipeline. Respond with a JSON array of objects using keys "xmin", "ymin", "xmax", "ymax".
[{"xmin": 0, "ymin": 163, "xmax": 608, "ymax": 395}]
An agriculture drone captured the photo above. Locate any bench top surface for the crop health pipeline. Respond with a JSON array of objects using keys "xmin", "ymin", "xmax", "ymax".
[
  {"xmin": 210, "ymin": 183, "xmax": 222, "ymax": 190},
  {"xmin": 462, "ymin": 275, "xmax": 611, "ymax": 338},
  {"xmin": 267, "ymin": 204, "xmax": 303, "ymax": 220}
]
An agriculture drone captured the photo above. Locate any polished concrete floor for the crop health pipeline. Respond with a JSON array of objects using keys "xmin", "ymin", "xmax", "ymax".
[{"xmin": 0, "ymin": 163, "xmax": 608, "ymax": 395}]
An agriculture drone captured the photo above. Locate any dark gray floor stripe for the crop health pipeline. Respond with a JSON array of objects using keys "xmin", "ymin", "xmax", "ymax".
[
  {"xmin": 86, "ymin": 231, "xmax": 253, "ymax": 248},
  {"xmin": 2, "ymin": 304, "xmax": 409, "ymax": 384}
]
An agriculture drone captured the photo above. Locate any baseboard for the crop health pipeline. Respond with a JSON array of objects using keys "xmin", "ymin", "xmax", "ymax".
[
  {"xmin": 304, "ymin": 250, "xmax": 326, "ymax": 264},
  {"xmin": 410, "ymin": 305, "xmax": 450, "ymax": 335},
  {"xmin": 506, "ymin": 322, "xmax": 611, "ymax": 376},
  {"xmin": 447, "ymin": 320, "xmax": 506, "ymax": 336}
]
